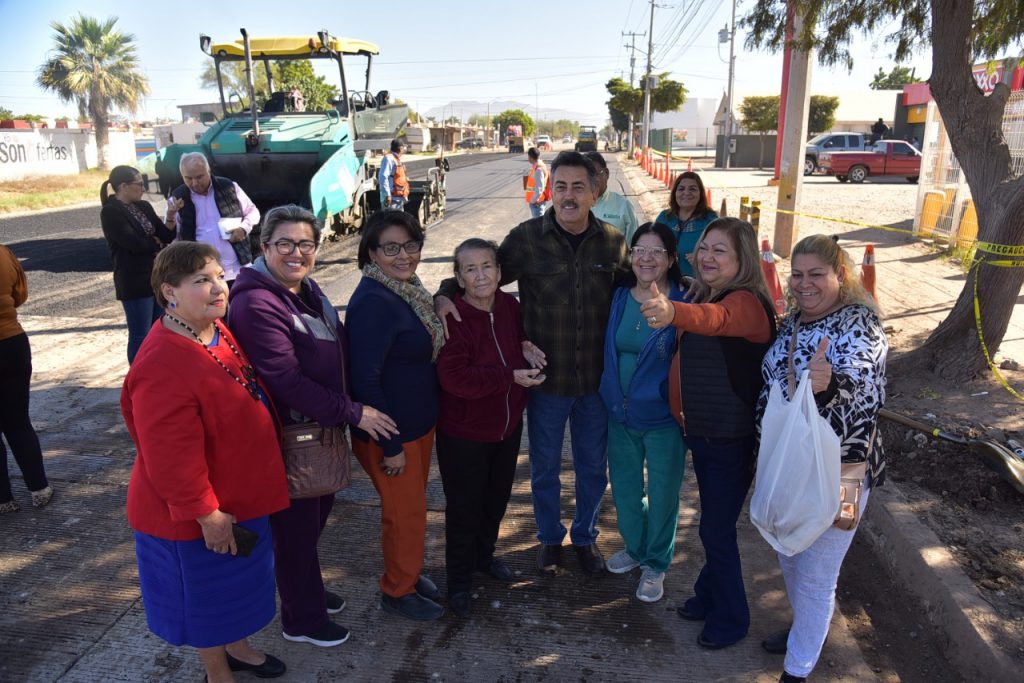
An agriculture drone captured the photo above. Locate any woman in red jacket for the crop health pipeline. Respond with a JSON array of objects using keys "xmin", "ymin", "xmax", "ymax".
[
  {"xmin": 121, "ymin": 242, "xmax": 290, "ymax": 683},
  {"xmin": 435, "ymin": 238, "xmax": 546, "ymax": 617}
]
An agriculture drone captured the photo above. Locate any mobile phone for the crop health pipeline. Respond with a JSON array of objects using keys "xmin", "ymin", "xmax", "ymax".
[
  {"xmin": 534, "ymin": 374, "xmax": 546, "ymax": 383},
  {"xmin": 231, "ymin": 523, "xmax": 260, "ymax": 557}
]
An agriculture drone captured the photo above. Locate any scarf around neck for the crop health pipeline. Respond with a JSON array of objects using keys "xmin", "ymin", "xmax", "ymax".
[{"xmin": 362, "ymin": 261, "xmax": 445, "ymax": 361}]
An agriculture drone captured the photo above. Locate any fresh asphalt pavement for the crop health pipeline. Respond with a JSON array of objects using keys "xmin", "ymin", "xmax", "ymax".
[{"xmin": 0, "ymin": 153, "xmax": 877, "ymax": 682}]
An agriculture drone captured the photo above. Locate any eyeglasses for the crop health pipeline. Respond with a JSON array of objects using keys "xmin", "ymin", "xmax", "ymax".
[
  {"xmin": 377, "ymin": 240, "xmax": 423, "ymax": 257},
  {"xmin": 630, "ymin": 246, "xmax": 669, "ymax": 259},
  {"xmin": 128, "ymin": 180, "xmax": 145, "ymax": 187},
  {"xmin": 270, "ymin": 239, "xmax": 317, "ymax": 255}
]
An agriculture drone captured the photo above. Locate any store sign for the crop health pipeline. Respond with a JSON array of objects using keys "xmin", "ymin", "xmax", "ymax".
[{"xmin": 972, "ymin": 61, "xmax": 1024, "ymax": 93}]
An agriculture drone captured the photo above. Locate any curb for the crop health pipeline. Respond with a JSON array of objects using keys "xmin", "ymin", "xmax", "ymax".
[{"xmin": 861, "ymin": 483, "xmax": 1018, "ymax": 683}]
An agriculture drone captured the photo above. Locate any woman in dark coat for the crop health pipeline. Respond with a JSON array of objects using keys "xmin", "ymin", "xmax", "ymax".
[{"xmin": 100, "ymin": 165, "xmax": 174, "ymax": 363}]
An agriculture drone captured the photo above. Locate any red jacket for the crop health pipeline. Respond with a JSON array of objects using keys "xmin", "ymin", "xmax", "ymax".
[
  {"xmin": 122, "ymin": 321, "xmax": 290, "ymax": 540},
  {"xmin": 436, "ymin": 291, "xmax": 530, "ymax": 442}
]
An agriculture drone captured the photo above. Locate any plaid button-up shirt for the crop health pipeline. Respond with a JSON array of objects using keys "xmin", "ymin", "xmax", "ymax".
[{"xmin": 441, "ymin": 210, "xmax": 629, "ymax": 397}]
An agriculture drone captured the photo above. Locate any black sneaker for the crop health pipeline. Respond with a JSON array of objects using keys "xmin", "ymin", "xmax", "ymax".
[
  {"xmin": 762, "ymin": 628, "xmax": 790, "ymax": 655},
  {"xmin": 415, "ymin": 574, "xmax": 441, "ymax": 601},
  {"xmin": 381, "ymin": 592, "xmax": 444, "ymax": 621},
  {"xmin": 449, "ymin": 591, "xmax": 472, "ymax": 618},
  {"xmin": 282, "ymin": 620, "xmax": 350, "ymax": 647},
  {"xmin": 484, "ymin": 558, "xmax": 515, "ymax": 582},
  {"xmin": 325, "ymin": 591, "xmax": 346, "ymax": 614},
  {"xmin": 225, "ymin": 652, "xmax": 287, "ymax": 678}
]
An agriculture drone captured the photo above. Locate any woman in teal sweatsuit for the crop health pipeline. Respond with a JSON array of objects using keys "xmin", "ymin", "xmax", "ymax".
[{"xmin": 598, "ymin": 221, "xmax": 687, "ymax": 603}]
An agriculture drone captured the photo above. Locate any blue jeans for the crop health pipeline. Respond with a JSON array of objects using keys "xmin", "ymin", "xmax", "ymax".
[
  {"xmin": 122, "ymin": 297, "xmax": 162, "ymax": 364},
  {"xmin": 528, "ymin": 202, "xmax": 548, "ymax": 219},
  {"xmin": 526, "ymin": 390, "xmax": 608, "ymax": 546},
  {"xmin": 685, "ymin": 433, "xmax": 756, "ymax": 645}
]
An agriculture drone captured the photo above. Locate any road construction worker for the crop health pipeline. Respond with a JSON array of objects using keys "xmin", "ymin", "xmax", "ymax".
[
  {"xmin": 525, "ymin": 147, "xmax": 550, "ymax": 218},
  {"xmin": 584, "ymin": 151, "xmax": 638, "ymax": 242},
  {"xmin": 379, "ymin": 139, "xmax": 409, "ymax": 210}
]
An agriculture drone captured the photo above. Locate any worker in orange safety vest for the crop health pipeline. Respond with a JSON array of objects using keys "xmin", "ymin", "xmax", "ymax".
[
  {"xmin": 379, "ymin": 138, "xmax": 410, "ymax": 210},
  {"xmin": 524, "ymin": 147, "xmax": 551, "ymax": 218}
]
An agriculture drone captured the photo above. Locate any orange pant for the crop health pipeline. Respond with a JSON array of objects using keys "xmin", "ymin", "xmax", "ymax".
[{"xmin": 352, "ymin": 429, "xmax": 434, "ymax": 598}]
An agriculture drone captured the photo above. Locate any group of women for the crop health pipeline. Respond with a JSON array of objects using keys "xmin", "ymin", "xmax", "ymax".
[{"xmin": 108, "ymin": 160, "xmax": 886, "ymax": 683}]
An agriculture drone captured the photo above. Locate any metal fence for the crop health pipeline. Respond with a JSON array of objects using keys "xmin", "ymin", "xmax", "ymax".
[{"xmin": 914, "ymin": 90, "xmax": 1024, "ymax": 261}]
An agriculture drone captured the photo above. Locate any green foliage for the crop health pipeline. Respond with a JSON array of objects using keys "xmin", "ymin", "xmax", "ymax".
[
  {"xmin": 200, "ymin": 61, "xmax": 270, "ymax": 110},
  {"xmin": 467, "ymin": 113, "xmax": 489, "ymax": 126},
  {"xmin": 737, "ymin": 94, "xmax": 838, "ymax": 134},
  {"xmin": 606, "ymin": 74, "xmax": 687, "ymax": 133},
  {"xmin": 808, "ymin": 95, "xmax": 839, "ymax": 133},
  {"xmin": 16, "ymin": 113, "xmax": 47, "ymax": 123},
  {"xmin": 537, "ymin": 119, "xmax": 581, "ymax": 138},
  {"xmin": 275, "ymin": 60, "xmax": 338, "ymax": 112},
  {"xmin": 0, "ymin": 106, "xmax": 12, "ymax": 120},
  {"xmin": 870, "ymin": 65, "xmax": 923, "ymax": 89},
  {"xmin": 739, "ymin": 96, "xmax": 780, "ymax": 133},
  {"xmin": 742, "ymin": 0, "xmax": 1024, "ymax": 69},
  {"xmin": 492, "ymin": 109, "xmax": 535, "ymax": 136},
  {"xmin": 37, "ymin": 13, "xmax": 149, "ymax": 163}
]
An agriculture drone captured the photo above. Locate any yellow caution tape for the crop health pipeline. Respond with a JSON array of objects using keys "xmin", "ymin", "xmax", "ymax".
[
  {"xmin": 976, "ymin": 241, "xmax": 1024, "ymax": 256},
  {"xmin": 971, "ymin": 257, "xmax": 1024, "ymax": 401},
  {"xmin": 769, "ymin": 207, "xmax": 918, "ymax": 236}
]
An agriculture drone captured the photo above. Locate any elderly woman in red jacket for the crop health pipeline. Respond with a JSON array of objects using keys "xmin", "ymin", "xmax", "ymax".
[
  {"xmin": 122, "ymin": 242, "xmax": 290, "ymax": 683},
  {"xmin": 435, "ymin": 238, "xmax": 545, "ymax": 617}
]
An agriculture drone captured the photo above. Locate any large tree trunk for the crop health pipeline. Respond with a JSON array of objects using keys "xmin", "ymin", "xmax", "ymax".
[
  {"xmin": 894, "ymin": 0, "xmax": 1024, "ymax": 381},
  {"xmin": 91, "ymin": 96, "xmax": 109, "ymax": 171}
]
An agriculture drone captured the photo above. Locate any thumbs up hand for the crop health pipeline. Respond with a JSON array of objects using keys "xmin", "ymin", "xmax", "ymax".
[
  {"xmin": 638, "ymin": 280, "xmax": 674, "ymax": 329},
  {"xmin": 808, "ymin": 336, "xmax": 832, "ymax": 393}
]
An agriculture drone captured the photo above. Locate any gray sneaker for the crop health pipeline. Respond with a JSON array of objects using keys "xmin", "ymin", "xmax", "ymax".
[
  {"xmin": 606, "ymin": 549, "xmax": 641, "ymax": 574},
  {"xmin": 636, "ymin": 567, "xmax": 665, "ymax": 602}
]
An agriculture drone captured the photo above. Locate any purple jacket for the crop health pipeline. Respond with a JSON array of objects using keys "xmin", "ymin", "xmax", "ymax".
[{"xmin": 227, "ymin": 258, "xmax": 363, "ymax": 429}]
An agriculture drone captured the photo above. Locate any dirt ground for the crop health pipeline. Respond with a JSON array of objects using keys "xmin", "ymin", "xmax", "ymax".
[{"xmin": 631, "ymin": 160, "xmax": 1024, "ymax": 669}]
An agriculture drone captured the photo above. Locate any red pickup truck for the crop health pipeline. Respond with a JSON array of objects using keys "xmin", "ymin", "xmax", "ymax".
[{"xmin": 819, "ymin": 140, "xmax": 921, "ymax": 184}]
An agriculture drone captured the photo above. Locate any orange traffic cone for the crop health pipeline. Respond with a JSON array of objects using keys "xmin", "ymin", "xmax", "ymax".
[
  {"xmin": 761, "ymin": 239, "xmax": 785, "ymax": 315},
  {"xmin": 861, "ymin": 244, "xmax": 877, "ymax": 302},
  {"xmin": 664, "ymin": 159, "xmax": 671, "ymax": 187},
  {"xmin": 687, "ymin": 157, "xmax": 693, "ymax": 172},
  {"xmin": 719, "ymin": 197, "xmax": 727, "ymax": 217},
  {"xmin": 706, "ymin": 188, "xmax": 712, "ymax": 207}
]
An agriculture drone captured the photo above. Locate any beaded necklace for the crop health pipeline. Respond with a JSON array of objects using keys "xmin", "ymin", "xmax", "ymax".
[{"xmin": 164, "ymin": 313, "xmax": 260, "ymax": 400}]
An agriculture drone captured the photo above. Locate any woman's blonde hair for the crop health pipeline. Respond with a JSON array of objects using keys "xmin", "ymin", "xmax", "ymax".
[
  {"xmin": 786, "ymin": 234, "xmax": 880, "ymax": 315},
  {"xmin": 690, "ymin": 217, "xmax": 772, "ymax": 304}
]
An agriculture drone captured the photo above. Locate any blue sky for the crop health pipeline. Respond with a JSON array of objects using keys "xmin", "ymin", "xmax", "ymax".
[{"xmin": 0, "ymin": 0, "xmax": 932, "ymax": 124}]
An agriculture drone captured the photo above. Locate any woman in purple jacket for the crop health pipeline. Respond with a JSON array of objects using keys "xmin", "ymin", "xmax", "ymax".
[
  {"xmin": 435, "ymin": 238, "xmax": 545, "ymax": 617},
  {"xmin": 228, "ymin": 205, "xmax": 398, "ymax": 651}
]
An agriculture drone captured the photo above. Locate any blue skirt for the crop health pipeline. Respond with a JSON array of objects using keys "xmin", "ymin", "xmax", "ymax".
[{"xmin": 134, "ymin": 516, "xmax": 276, "ymax": 648}]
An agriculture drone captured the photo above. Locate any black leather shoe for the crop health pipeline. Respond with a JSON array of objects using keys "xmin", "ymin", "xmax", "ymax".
[
  {"xmin": 225, "ymin": 652, "xmax": 287, "ymax": 678},
  {"xmin": 381, "ymin": 592, "xmax": 445, "ymax": 621},
  {"xmin": 536, "ymin": 543, "xmax": 563, "ymax": 575},
  {"xmin": 697, "ymin": 632, "xmax": 740, "ymax": 650},
  {"xmin": 762, "ymin": 628, "xmax": 790, "ymax": 655},
  {"xmin": 486, "ymin": 559, "xmax": 515, "ymax": 582},
  {"xmin": 574, "ymin": 543, "xmax": 606, "ymax": 574},
  {"xmin": 779, "ymin": 673, "xmax": 805, "ymax": 682},
  {"xmin": 676, "ymin": 599, "xmax": 706, "ymax": 622},
  {"xmin": 449, "ymin": 591, "xmax": 472, "ymax": 617},
  {"xmin": 415, "ymin": 574, "xmax": 441, "ymax": 601}
]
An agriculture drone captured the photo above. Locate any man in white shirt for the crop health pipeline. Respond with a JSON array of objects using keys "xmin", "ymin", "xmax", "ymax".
[
  {"xmin": 165, "ymin": 152, "xmax": 260, "ymax": 285},
  {"xmin": 584, "ymin": 151, "xmax": 639, "ymax": 243}
]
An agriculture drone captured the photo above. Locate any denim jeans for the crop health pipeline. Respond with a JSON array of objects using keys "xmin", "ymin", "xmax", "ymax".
[
  {"xmin": 686, "ymin": 433, "xmax": 756, "ymax": 645},
  {"xmin": 526, "ymin": 390, "xmax": 608, "ymax": 546},
  {"xmin": 780, "ymin": 486, "xmax": 871, "ymax": 678},
  {"xmin": 121, "ymin": 297, "xmax": 162, "ymax": 364},
  {"xmin": 528, "ymin": 202, "xmax": 548, "ymax": 219}
]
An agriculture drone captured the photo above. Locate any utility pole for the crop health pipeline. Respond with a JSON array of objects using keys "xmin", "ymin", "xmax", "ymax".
[
  {"xmin": 722, "ymin": 0, "xmax": 737, "ymax": 169},
  {"xmin": 641, "ymin": 0, "xmax": 655, "ymax": 154},
  {"xmin": 622, "ymin": 30, "xmax": 645, "ymax": 153}
]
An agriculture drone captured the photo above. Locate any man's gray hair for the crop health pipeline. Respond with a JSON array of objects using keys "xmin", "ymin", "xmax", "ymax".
[{"xmin": 179, "ymin": 151, "xmax": 210, "ymax": 172}]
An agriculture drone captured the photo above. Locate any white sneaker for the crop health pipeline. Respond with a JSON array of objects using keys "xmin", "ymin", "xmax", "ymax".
[
  {"xmin": 636, "ymin": 567, "xmax": 665, "ymax": 602},
  {"xmin": 606, "ymin": 549, "xmax": 641, "ymax": 574}
]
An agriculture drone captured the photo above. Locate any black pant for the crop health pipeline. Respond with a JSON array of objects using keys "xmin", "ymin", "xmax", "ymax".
[
  {"xmin": 436, "ymin": 424, "xmax": 522, "ymax": 593},
  {"xmin": 0, "ymin": 333, "xmax": 48, "ymax": 502}
]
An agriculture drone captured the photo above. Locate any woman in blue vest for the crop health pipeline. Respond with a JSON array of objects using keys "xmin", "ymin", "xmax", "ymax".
[
  {"xmin": 641, "ymin": 217, "xmax": 776, "ymax": 649},
  {"xmin": 599, "ymin": 222, "xmax": 687, "ymax": 604}
]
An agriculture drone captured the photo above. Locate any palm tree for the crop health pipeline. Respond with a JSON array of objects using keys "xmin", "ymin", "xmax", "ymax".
[{"xmin": 37, "ymin": 14, "xmax": 149, "ymax": 169}]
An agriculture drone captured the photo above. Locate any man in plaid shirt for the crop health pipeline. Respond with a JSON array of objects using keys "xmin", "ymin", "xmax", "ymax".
[{"xmin": 437, "ymin": 151, "xmax": 630, "ymax": 576}]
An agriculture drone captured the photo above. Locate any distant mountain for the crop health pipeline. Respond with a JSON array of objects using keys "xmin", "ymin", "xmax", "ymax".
[{"xmin": 423, "ymin": 100, "xmax": 598, "ymax": 124}]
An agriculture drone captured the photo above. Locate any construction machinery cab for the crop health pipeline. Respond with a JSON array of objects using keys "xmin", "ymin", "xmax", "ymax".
[{"xmin": 575, "ymin": 125, "xmax": 598, "ymax": 153}]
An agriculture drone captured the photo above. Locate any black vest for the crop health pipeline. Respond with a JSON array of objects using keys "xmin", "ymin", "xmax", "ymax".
[
  {"xmin": 679, "ymin": 289, "xmax": 777, "ymax": 438},
  {"xmin": 171, "ymin": 176, "xmax": 252, "ymax": 266}
]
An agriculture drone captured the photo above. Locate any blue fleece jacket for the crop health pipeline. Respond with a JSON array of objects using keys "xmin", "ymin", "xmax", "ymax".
[{"xmin": 598, "ymin": 283, "xmax": 685, "ymax": 431}]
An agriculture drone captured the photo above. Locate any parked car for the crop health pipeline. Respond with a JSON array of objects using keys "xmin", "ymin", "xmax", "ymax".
[
  {"xmin": 562, "ymin": 134, "xmax": 573, "ymax": 144},
  {"xmin": 457, "ymin": 137, "xmax": 484, "ymax": 149},
  {"xmin": 805, "ymin": 132, "xmax": 868, "ymax": 175},
  {"xmin": 536, "ymin": 135, "xmax": 552, "ymax": 151},
  {"xmin": 819, "ymin": 140, "xmax": 921, "ymax": 183}
]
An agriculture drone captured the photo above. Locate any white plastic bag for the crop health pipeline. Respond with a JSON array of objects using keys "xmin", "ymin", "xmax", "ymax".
[{"xmin": 750, "ymin": 369, "xmax": 841, "ymax": 556}]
